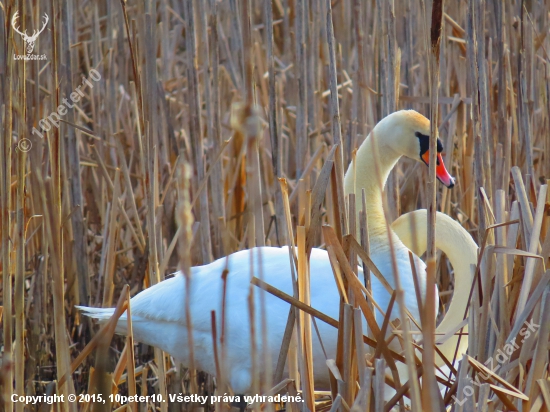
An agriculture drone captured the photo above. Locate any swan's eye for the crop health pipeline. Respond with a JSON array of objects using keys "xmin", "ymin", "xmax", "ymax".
[
  {"xmin": 416, "ymin": 131, "xmax": 444, "ymax": 158},
  {"xmin": 416, "ymin": 132, "xmax": 430, "ymax": 157}
]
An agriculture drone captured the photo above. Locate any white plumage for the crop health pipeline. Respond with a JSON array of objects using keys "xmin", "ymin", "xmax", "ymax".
[{"xmin": 79, "ymin": 110, "xmax": 478, "ymax": 395}]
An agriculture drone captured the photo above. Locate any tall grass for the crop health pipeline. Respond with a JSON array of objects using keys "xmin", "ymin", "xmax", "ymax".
[{"xmin": 1, "ymin": 0, "xmax": 549, "ymax": 411}]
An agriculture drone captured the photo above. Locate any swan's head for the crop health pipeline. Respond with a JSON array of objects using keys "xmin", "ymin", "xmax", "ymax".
[{"xmin": 377, "ymin": 110, "xmax": 455, "ymax": 188}]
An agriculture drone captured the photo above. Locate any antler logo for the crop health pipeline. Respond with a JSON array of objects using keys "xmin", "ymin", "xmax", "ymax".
[{"xmin": 12, "ymin": 11, "xmax": 49, "ymax": 55}]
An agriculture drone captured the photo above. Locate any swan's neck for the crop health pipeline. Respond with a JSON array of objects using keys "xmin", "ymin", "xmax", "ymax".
[
  {"xmin": 391, "ymin": 210, "xmax": 478, "ymax": 365},
  {"xmin": 344, "ymin": 133, "xmax": 401, "ymax": 241}
]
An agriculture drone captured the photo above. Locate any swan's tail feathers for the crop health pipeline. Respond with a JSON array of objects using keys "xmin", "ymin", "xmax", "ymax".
[{"xmin": 76, "ymin": 306, "xmax": 128, "ymax": 334}]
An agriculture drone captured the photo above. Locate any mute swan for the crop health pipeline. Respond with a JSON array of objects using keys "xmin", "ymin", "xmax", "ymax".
[
  {"xmin": 78, "ymin": 110, "xmax": 477, "ymax": 394},
  {"xmin": 344, "ymin": 110, "xmax": 477, "ymax": 365}
]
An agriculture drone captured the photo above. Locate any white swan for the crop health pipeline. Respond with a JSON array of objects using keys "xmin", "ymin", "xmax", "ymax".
[
  {"xmin": 344, "ymin": 110, "xmax": 477, "ymax": 365},
  {"xmin": 78, "ymin": 110, "xmax": 477, "ymax": 394}
]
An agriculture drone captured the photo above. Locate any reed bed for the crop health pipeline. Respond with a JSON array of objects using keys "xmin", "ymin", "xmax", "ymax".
[{"xmin": 1, "ymin": 0, "xmax": 549, "ymax": 411}]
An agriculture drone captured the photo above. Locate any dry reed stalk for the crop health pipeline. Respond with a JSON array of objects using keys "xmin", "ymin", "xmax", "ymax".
[
  {"xmin": 111, "ymin": 344, "xmax": 128, "ymax": 397},
  {"xmin": 210, "ymin": 311, "xmax": 223, "ymax": 412},
  {"xmin": 297, "ymin": 226, "xmax": 315, "ymax": 410},
  {"xmin": 306, "ymin": 145, "xmax": 336, "ymax": 256},
  {"xmin": 252, "ymin": 276, "xmax": 407, "ymax": 367},
  {"xmin": 420, "ymin": 259, "xmax": 442, "ymax": 409},
  {"xmin": 347, "ymin": 194, "xmax": 356, "ymax": 272},
  {"xmin": 341, "ymin": 303, "xmax": 355, "ymax": 406},
  {"xmin": 515, "ymin": 184, "xmax": 547, "ymax": 315},
  {"xmin": 289, "ymin": 144, "xmax": 327, "ymax": 205},
  {"xmin": 124, "ymin": 286, "xmax": 137, "ymax": 412},
  {"xmin": 2, "ymin": 7, "xmax": 14, "ymax": 410},
  {"xmin": 422, "ymin": 0, "xmax": 443, "ymax": 410},
  {"xmin": 279, "ymin": 178, "xmax": 297, "ymax": 267},
  {"xmin": 247, "ymin": 260, "xmax": 260, "ymax": 408},
  {"xmin": 325, "ymin": 0, "xmax": 347, "ymax": 240},
  {"xmin": 264, "ymin": 0, "xmax": 286, "ymax": 248},
  {"xmin": 102, "ymin": 169, "xmax": 121, "ymax": 308},
  {"xmin": 140, "ymin": 12, "xmax": 169, "ymax": 404},
  {"xmin": 207, "ymin": 0, "xmax": 226, "ymax": 258},
  {"xmin": 176, "ymin": 161, "xmax": 197, "ymax": 398},
  {"xmin": 58, "ymin": 294, "xmax": 128, "ymax": 388},
  {"xmin": 426, "ymin": 0, "xmax": 443, "ymax": 258},
  {"xmin": 185, "ymin": 0, "xmax": 213, "ymax": 264},
  {"xmin": 114, "ymin": 140, "xmax": 146, "ymax": 251},
  {"xmin": 92, "ymin": 287, "xmax": 129, "ymax": 412},
  {"xmin": 278, "ymin": 177, "xmax": 302, "ymax": 396},
  {"xmin": 14, "ymin": 75, "xmax": 26, "ymax": 412},
  {"xmin": 324, "ymin": 228, "xmax": 406, "ymax": 390},
  {"xmin": 294, "ymin": 0, "xmax": 307, "ymax": 177},
  {"xmin": 38, "ymin": 173, "xmax": 73, "ymax": 409}
]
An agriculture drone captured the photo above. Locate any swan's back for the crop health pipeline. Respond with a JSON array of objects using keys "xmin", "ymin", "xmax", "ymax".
[{"xmin": 79, "ymin": 247, "xmax": 343, "ymax": 392}]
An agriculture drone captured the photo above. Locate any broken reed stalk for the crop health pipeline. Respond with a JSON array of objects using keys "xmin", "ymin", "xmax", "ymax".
[{"xmin": 251, "ymin": 275, "xmax": 411, "ymax": 368}]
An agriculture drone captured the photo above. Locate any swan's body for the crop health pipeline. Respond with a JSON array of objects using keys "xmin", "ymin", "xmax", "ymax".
[
  {"xmin": 78, "ymin": 110, "xmax": 477, "ymax": 394},
  {"xmin": 81, "ymin": 247, "xmax": 372, "ymax": 391}
]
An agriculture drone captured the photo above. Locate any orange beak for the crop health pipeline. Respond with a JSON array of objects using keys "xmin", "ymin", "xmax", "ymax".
[{"xmin": 421, "ymin": 152, "xmax": 455, "ymax": 188}]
